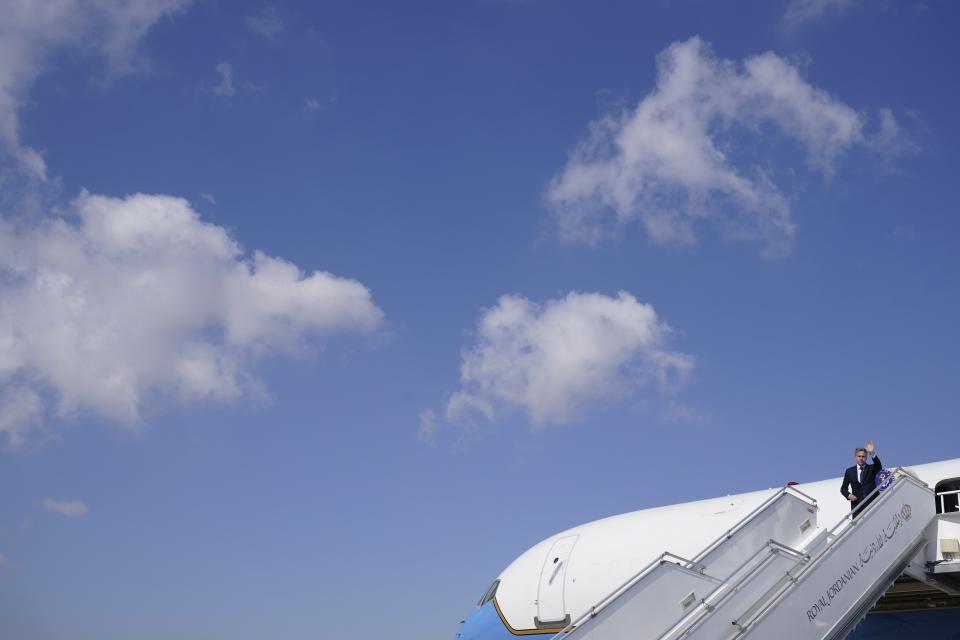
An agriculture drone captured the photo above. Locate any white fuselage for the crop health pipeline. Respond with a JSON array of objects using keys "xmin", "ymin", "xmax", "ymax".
[{"xmin": 491, "ymin": 457, "xmax": 960, "ymax": 633}]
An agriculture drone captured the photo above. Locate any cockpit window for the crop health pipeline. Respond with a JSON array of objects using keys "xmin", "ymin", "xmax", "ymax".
[{"xmin": 477, "ymin": 579, "xmax": 500, "ymax": 607}]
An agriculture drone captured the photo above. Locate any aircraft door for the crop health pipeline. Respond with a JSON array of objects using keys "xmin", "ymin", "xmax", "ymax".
[{"xmin": 535, "ymin": 534, "xmax": 578, "ymax": 627}]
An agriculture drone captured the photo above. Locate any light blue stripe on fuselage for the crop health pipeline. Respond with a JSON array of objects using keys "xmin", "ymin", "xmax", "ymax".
[
  {"xmin": 454, "ymin": 600, "xmax": 960, "ymax": 639},
  {"xmin": 454, "ymin": 601, "xmax": 552, "ymax": 640}
]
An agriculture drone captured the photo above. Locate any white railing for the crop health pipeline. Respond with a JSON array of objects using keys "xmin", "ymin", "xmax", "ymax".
[
  {"xmin": 550, "ymin": 470, "xmax": 937, "ymax": 640},
  {"xmin": 551, "ymin": 485, "xmax": 818, "ymax": 640},
  {"xmin": 550, "ymin": 552, "xmax": 708, "ymax": 640},
  {"xmin": 660, "ymin": 540, "xmax": 810, "ymax": 639},
  {"xmin": 692, "ymin": 485, "xmax": 817, "ymax": 566},
  {"xmin": 733, "ymin": 469, "xmax": 934, "ymax": 638}
]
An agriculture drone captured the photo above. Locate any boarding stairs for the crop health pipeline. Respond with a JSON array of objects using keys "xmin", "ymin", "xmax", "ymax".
[{"xmin": 551, "ymin": 469, "xmax": 954, "ymax": 640}]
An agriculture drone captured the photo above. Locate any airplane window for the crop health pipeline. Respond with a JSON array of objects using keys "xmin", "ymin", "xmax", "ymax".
[{"xmin": 477, "ymin": 579, "xmax": 500, "ymax": 607}]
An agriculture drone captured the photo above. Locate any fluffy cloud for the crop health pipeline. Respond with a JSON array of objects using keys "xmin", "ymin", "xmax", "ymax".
[
  {"xmin": 0, "ymin": 0, "xmax": 192, "ymax": 178},
  {"xmin": 246, "ymin": 6, "xmax": 285, "ymax": 40},
  {"xmin": 546, "ymin": 37, "xmax": 869, "ymax": 256},
  {"xmin": 443, "ymin": 291, "xmax": 692, "ymax": 428},
  {"xmin": 41, "ymin": 498, "xmax": 88, "ymax": 518},
  {"xmin": 783, "ymin": 0, "xmax": 856, "ymax": 29},
  {"xmin": 0, "ymin": 191, "xmax": 383, "ymax": 446}
]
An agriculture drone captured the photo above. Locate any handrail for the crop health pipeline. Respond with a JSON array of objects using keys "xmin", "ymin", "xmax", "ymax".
[
  {"xmin": 729, "ymin": 545, "xmax": 808, "ymax": 631},
  {"xmin": 734, "ymin": 469, "xmax": 932, "ymax": 634},
  {"xmin": 827, "ymin": 469, "xmax": 927, "ymax": 540},
  {"xmin": 820, "ymin": 469, "xmax": 928, "ymax": 560},
  {"xmin": 659, "ymin": 540, "xmax": 809, "ymax": 640},
  {"xmin": 692, "ymin": 485, "xmax": 818, "ymax": 565},
  {"xmin": 551, "ymin": 552, "xmax": 710, "ymax": 640},
  {"xmin": 552, "ymin": 485, "xmax": 816, "ymax": 640}
]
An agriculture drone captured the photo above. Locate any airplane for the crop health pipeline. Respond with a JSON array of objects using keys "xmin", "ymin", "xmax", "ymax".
[{"xmin": 454, "ymin": 456, "xmax": 960, "ymax": 640}]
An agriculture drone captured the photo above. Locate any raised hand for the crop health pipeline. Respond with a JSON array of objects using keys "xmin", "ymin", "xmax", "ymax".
[{"xmin": 865, "ymin": 439, "xmax": 875, "ymax": 455}]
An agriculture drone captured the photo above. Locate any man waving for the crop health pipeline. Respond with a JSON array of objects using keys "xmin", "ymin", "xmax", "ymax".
[{"xmin": 840, "ymin": 439, "xmax": 882, "ymax": 516}]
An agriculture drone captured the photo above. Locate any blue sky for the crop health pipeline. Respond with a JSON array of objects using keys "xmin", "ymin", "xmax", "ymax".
[{"xmin": 0, "ymin": 1, "xmax": 958, "ymax": 638}]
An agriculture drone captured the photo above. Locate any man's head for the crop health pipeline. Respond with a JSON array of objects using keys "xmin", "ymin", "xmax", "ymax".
[{"xmin": 854, "ymin": 448, "xmax": 867, "ymax": 465}]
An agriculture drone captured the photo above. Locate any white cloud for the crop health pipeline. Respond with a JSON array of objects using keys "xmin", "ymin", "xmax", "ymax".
[
  {"xmin": 212, "ymin": 62, "xmax": 237, "ymax": 97},
  {"xmin": 305, "ymin": 97, "xmax": 337, "ymax": 113},
  {"xmin": 417, "ymin": 408, "xmax": 438, "ymax": 445},
  {"xmin": 867, "ymin": 107, "xmax": 919, "ymax": 160},
  {"xmin": 246, "ymin": 6, "xmax": 285, "ymax": 40},
  {"xmin": 0, "ymin": 191, "xmax": 383, "ymax": 447},
  {"xmin": 443, "ymin": 291, "xmax": 692, "ymax": 429},
  {"xmin": 0, "ymin": 386, "xmax": 43, "ymax": 449},
  {"xmin": 546, "ymin": 37, "xmax": 868, "ymax": 257},
  {"xmin": 42, "ymin": 498, "xmax": 88, "ymax": 518},
  {"xmin": 208, "ymin": 63, "xmax": 263, "ymax": 97},
  {"xmin": 0, "ymin": 0, "xmax": 193, "ymax": 179},
  {"xmin": 783, "ymin": 0, "xmax": 856, "ymax": 29}
]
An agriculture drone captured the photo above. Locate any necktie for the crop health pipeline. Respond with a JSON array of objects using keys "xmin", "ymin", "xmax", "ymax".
[{"xmin": 858, "ymin": 466, "xmax": 863, "ymax": 483}]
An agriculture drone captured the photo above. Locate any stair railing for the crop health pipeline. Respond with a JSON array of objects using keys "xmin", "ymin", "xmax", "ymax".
[
  {"xmin": 551, "ymin": 484, "xmax": 817, "ymax": 640},
  {"xmin": 550, "ymin": 552, "xmax": 707, "ymax": 640},
  {"xmin": 660, "ymin": 540, "xmax": 810, "ymax": 640},
  {"xmin": 732, "ymin": 469, "xmax": 933, "ymax": 635},
  {"xmin": 691, "ymin": 485, "xmax": 818, "ymax": 566}
]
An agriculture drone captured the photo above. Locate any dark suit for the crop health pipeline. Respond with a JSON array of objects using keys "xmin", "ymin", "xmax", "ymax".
[{"xmin": 840, "ymin": 454, "xmax": 882, "ymax": 515}]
